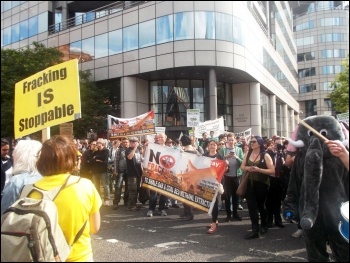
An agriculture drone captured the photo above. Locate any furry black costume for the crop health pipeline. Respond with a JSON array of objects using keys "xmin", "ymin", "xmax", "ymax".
[{"xmin": 283, "ymin": 115, "xmax": 349, "ymax": 262}]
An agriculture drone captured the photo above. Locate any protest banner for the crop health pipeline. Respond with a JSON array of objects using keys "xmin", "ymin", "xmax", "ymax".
[
  {"xmin": 235, "ymin": 128, "xmax": 252, "ymax": 140},
  {"xmin": 108, "ymin": 110, "xmax": 155, "ymax": 139},
  {"xmin": 194, "ymin": 117, "xmax": 225, "ymax": 139},
  {"xmin": 337, "ymin": 112, "xmax": 349, "ymax": 125},
  {"xmin": 14, "ymin": 59, "xmax": 81, "ymax": 139},
  {"xmin": 141, "ymin": 143, "xmax": 226, "ymax": 213}
]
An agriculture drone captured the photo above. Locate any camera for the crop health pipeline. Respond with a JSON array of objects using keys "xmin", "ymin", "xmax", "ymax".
[
  {"xmin": 230, "ymin": 149, "xmax": 236, "ymax": 155},
  {"xmin": 276, "ymin": 144, "xmax": 283, "ymax": 151}
]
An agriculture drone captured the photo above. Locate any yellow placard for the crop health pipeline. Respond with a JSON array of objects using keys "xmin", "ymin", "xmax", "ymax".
[{"xmin": 14, "ymin": 59, "xmax": 81, "ymax": 139}]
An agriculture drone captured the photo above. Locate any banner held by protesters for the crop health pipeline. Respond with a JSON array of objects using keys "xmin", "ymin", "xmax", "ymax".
[{"xmin": 141, "ymin": 143, "xmax": 226, "ymax": 213}]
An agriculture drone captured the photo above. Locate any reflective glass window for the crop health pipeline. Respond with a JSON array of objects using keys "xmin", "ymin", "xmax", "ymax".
[
  {"xmin": 233, "ymin": 16, "xmax": 244, "ymax": 45},
  {"xmin": 297, "ymin": 52, "xmax": 315, "ymax": 62},
  {"xmin": 195, "ymin": 12, "xmax": 215, "ymax": 39},
  {"xmin": 109, "ymin": 29, "xmax": 122, "ymax": 55},
  {"xmin": 20, "ymin": 20, "xmax": 29, "ymax": 40},
  {"xmin": 82, "ymin": 37, "xmax": 95, "ymax": 61},
  {"xmin": 305, "ymin": 100, "xmax": 317, "ymax": 117},
  {"xmin": 300, "ymin": 83, "xmax": 316, "ymax": 93},
  {"xmin": 139, "ymin": 19, "xmax": 155, "ymax": 48},
  {"xmin": 296, "ymin": 36, "xmax": 314, "ymax": 46},
  {"xmin": 298, "ymin": 67, "xmax": 316, "ymax": 78},
  {"xmin": 123, "ymin": 24, "xmax": 138, "ymax": 52},
  {"xmin": 3, "ymin": 27, "xmax": 12, "ymax": 46},
  {"xmin": 95, "ymin": 33, "xmax": 108, "ymax": 59},
  {"xmin": 38, "ymin": 12, "xmax": 48, "ymax": 34},
  {"xmin": 156, "ymin": 15, "xmax": 173, "ymax": 44},
  {"xmin": 28, "ymin": 16, "xmax": 38, "ymax": 37},
  {"xmin": 11, "ymin": 23, "xmax": 20, "ymax": 43},
  {"xmin": 70, "ymin": 41, "xmax": 82, "ymax": 60},
  {"xmin": 84, "ymin": 12, "xmax": 95, "ymax": 23},
  {"xmin": 3, "ymin": 1, "xmax": 12, "ymax": 11},
  {"xmin": 174, "ymin": 12, "xmax": 194, "ymax": 40},
  {"xmin": 320, "ymin": 33, "xmax": 344, "ymax": 42},
  {"xmin": 321, "ymin": 17, "xmax": 345, "ymax": 26},
  {"xmin": 216, "ymin": 13, "xmax": 233, "ymax": 42}
]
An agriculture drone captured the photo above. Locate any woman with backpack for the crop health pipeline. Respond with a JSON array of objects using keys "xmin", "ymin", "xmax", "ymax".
[{"xmin": 31, "ymin": 135, "xmax": 102, "ymax": 261}]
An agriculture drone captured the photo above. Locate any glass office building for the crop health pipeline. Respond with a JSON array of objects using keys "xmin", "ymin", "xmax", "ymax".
[
  {"xmin": 2, "ymin": 1, "xmax": 305, "ymax": 138},
  {"xmin": 292, "ymin": 1, "xmax": 349, "ymax": 118}
]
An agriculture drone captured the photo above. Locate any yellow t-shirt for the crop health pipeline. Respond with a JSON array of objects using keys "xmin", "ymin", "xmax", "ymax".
[{"xmin": 29, "ymin": 174, "xmax": 102, "ymax": 262}]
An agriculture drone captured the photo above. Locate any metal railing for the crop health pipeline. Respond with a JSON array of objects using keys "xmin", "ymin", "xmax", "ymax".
[{"xmin": 48, "ymin": 1, "xmax": 147, "ymax": 34}]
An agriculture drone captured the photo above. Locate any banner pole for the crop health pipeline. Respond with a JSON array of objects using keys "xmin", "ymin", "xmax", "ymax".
[{"xmin": 42, "ymin": 127, "xmax": 50, "ymax": 143}]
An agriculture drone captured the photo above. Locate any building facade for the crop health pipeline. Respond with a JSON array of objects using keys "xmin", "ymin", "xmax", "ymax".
[
  {"xmin": 291, "ymin": 1, "xmax": 349, "ymax": 119},
  {"xmin": 2, "ymin": 1, "xmax": 303, "ymax": 139}
]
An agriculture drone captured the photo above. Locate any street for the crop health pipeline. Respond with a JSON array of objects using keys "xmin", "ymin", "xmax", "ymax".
[{"xmin": 92, "ymin": 200, "xmax": 308, "ymax": 262}]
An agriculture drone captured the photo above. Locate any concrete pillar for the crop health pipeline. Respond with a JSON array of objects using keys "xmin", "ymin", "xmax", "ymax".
[
  {"xmin": 269, "ymin": 94, "xmax": 276, "ymax": 138},
  {"xmin": 207, "ymin": 68, "xmax": 218, "ymax": 121},
  {"xmin": 288, "ymin": 109, "xmax": 295, "ymax": 137},
  {"xmin": 282, "ymin": 104, "xmax": 288, "ymax": 137},
  {"xmin": 61, "ymin": 1, "xmax": 68, "ymax": 30},
  {"xmin": 232, "ymin": 82, "xmax": 261, "ymax": 136},
  {"xmin": 120, "ymin": 76, "xmax": 149, "ymax": 118}
]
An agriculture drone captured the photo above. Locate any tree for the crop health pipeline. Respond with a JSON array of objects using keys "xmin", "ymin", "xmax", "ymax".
[
  {"xmin": 329, "ymin": 56, "xmax": 349, "ymax": 113},
  {"xmin": 1, "ymin": 42, "xmax": 116, "ymax": 139}
]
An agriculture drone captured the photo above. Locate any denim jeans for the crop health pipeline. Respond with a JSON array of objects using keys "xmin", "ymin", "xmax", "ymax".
[
  {"xmin": 149, "ymin": 190, "xmax": 168, "ymax": 211},
  {"xmin": 93, "ymin": 172, "xmax": 110, "ymax": 201},
  {"xmin": 113, "ymin": 170, "xmax": 128, "ymax": 205}
]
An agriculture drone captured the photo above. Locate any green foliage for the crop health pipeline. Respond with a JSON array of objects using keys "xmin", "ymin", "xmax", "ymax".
[
  {"xmin": 1, "ymin": 42, "xmax": 116, "ymax": 139},
  {"xmin": 329, "ymin": 56, "xmax": 349, "ymax": 113},
  {"xmin": 1, "ymin": 42, "xmax": 63, "ymax": 138}
]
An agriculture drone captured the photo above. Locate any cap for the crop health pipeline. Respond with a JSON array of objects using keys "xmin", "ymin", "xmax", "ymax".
[{"xmin": 129, "ymin": 137, "xmax": 139, "ymax": 142}]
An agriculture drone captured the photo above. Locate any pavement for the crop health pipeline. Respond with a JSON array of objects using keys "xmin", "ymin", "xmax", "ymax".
[{"xmin": 92, "ymin": 198, "xmax": 309, "ymax": 262}]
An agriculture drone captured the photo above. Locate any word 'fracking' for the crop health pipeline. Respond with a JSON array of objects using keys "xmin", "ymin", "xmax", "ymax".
[
  {"xmin": 23, "ymin": 67, "xmax": 67, "ymax": 94},
  {"xmin": 18, "ymin": 104, "xmax": 74, "ymax": 132}
]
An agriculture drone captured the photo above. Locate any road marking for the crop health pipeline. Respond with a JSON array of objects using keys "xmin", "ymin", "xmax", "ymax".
[
  {"xmin": 106, "ymin": 239, "xmax": 118, "ymax": 243},
  {"xmin": 155, "ymin": 241, "xmax": 188, "ymax": 248}
]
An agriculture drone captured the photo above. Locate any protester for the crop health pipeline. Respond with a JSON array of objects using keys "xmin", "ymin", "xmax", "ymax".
[
  {"xmin": 203, "ymin": 140, "xmax": 226, "ymax": 233},
  {"xmin": 179, "ymin": 135, "xmax": 198, "ymax": 220},
  {"xmin": 1, "ymin": 138, "xmax": 13, "ymax": 197},
  {"xmin": 125, "ymin": 137, "xmax": 143, "ymax": 211},
  {"xmin": 80, "ymin": 140, "xmax": 96, "ymax": 181},
  {"xmin": 1, "ymin": 139, "xmax": 42, "ymax": 215},
  {"xmin": 241, "ymin": 136, "xmax": 275, "ymax": 239},
  {"xmin": 29, "ymin": 135, "xmax": 101, "ymax": 262},
  {"xmin": 325, "ymin": 139, "xmax": 349, "ymax": 171}
]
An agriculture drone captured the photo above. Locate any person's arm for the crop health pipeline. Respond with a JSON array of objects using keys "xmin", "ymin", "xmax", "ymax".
[
  {"xmin": 325, "ymin": 140, "xmax": 349, "ymax": 171},
  {"xmin": 89, "ymin": 211, "xmax": 101, "ymax": 234}
]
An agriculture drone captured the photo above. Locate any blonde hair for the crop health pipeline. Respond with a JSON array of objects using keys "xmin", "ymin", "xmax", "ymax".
[{"xmin": 12, "ymin": 140, "xmax": 42, "ymax": 175}]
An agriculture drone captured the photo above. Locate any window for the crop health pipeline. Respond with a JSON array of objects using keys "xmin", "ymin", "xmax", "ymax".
[
  {"xmin": 82, "ymin": 38, "xmax": 94, "ymax": 61},
  {"xmin": 139, "ymin": 20, "xmax": 155, "ymax": 48},
  {"xmin": 321, "ymin": 17, "xmax": 345, "ymax": 26},
  {"xmin": 156, "ymin": 15, "xmax": 173, "ymax": 44},
  {"xmin": 216, "ymin": 12, "xmax": 233, "ymax": 42},
  {"xmin": 320, "ymin": 33, "xmax": 344, "ymax": 42},
  {"xmin": 305, "ymin": 100, "xmax": 317, "ymax": 117},
  {"xmin": 296, "ymin": 36, "xmax": 314, "ymax": 46},
  {"xmin": 174, "ymin": 12, "xmax": 194, "ymax": 40},
  {"xmin": 123, "ymin": 24, "xmax": 138, "ymax": 52},
  {"xmin": 109, "ymin": 29, "xmax": 122, "ymax": 55},
  {"xmin": 300, "ymin": 83, "xmax": 316, "ymax": 93},
  {"xmin": 297, "ymin": 52, "xmax": 315, "ymax": 62},
  {"xmin": 322, "ymin": 65, "xmax": 344, "ymax": 74},
  {"xmin": 322, "ymin": 82, "xmax": 336, "ymax": 91},
  {"xmin": 321, "ymin": 49, "xmax": 346, "ymax": 58},
  {"xmin": 298, "ymin": 67, "xmax": 316, "ymax": 78},
  {"xmin": 195, "ymin": 12, "xmax": 215, "ymax": 39},
  {"xmin": 95, "ymin": 33, "xmax": 108, "ymax": 59},
  {"xmin": 294, "ymin": 20, "xmax": 314, "ymax": 31}
]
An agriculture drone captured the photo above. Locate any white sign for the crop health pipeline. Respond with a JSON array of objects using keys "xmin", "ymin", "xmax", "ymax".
[
  {"xmin": 187, "ymin": 109, "xmax": 200, "ymax": 127},
  {"xmin": 337, "ymin": 112, "xmax": 349, "ymax": 125},
  {"xmin": 195, "ymin": 117, "xmax": 225, "ymax": 138}
]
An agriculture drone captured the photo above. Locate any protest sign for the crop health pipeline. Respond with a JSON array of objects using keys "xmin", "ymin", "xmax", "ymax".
[
  {"xmin": 108, "ymin": 111, "xmax": 155, "ymax": 139},
  {"xmin": 141, "ymin": 143, "xmax": 226, "ymax": 213},
  {"xmin": 194, "ymin": 117, "xmax": 225, "ymax": 138}
]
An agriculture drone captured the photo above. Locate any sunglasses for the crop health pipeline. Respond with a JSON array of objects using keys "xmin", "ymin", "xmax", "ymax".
[{"xmin": 250, "ymin": 141, "xmax": 258, "ymax": 144}]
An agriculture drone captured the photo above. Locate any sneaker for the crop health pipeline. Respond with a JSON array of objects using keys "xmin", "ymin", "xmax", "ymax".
[
  {"xmin": 159, "ymin": 210, "xmax": 167, "ymax": 216},
  {"xmin": 146, "ymin": 210, "xmax": 153, "ymax": 217},
  {"xmin": 292, "ymin": 229, "xmax": 303, "ymax": 238},
  {"xmin": 237, "ymin": 205, "xmax": 244, "ymax": 210},
  {"xmin": 207, "ymin": 223, "xmax": 218, "ymax": 234},
  {"xmin": 103, "ymin": 200, "xmax": 110, "ymax": 206}
]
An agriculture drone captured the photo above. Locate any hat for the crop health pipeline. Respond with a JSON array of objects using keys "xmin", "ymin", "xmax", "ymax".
[{"xmin": 129, "ymin": 137, "xmax": 139, "ymax": 142}]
